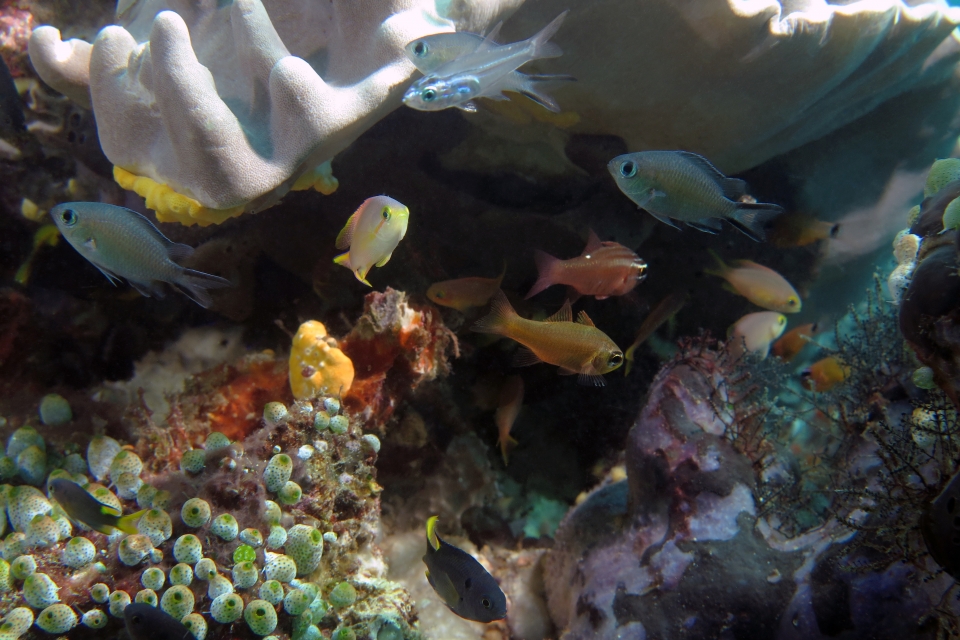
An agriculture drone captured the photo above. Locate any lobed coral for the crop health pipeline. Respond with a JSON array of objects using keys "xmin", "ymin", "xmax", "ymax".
[
  {"xmin": 289, "ymin": 321, "xmax": 355, "ymax": 402},
  {"xmin": 27, "ymin": 0, "xmax": 461, "ymax": 225}
]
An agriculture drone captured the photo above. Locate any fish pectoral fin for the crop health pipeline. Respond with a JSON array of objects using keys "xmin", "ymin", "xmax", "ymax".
[
  {"xmin": 545, "ymin": 300, "xmax": 573, "ymax": 323},
  {"xmin": 335, "ymin": 211, "xmax": 360, "ymax": 250},
  {"xmin": 430, "ymin": 567, "xmax": 463, "ymax": 609},
  {"xmin": 578, "ymin": 372, "xmax": 606, "ymax": 387},
  {"xmin": 456, "ymin": 102, "xmax": 478, "ymax": 113},
  {"xmin": 646, "ymin": 211, "xmax": 681, "ymax": 230},
  {"xmin": 512, "ymin": 347, "xmax": 542, "ymax": 367},
  {"xmin": 375, "ymin": 252, "xmax": 393, "ymax": 268},
  {"xmin": 576, "ymin": 310, "xmax": 596, "ymax": 327}
]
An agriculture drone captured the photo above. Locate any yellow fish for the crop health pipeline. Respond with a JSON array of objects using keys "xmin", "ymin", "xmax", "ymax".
[
  {"xmin": 801, "ymin": 356, "xmax": 850, "ymax": 392},
  {"xmin": 495, "ymin": 375, "xmax": 523, "ymax": 465},
  {"xmin": 727, "ymin": 311, "xmax": 787, "ymax": 359},
  {"xmin": 334, "ymin": 196, "xmax": 410, "ymax": 286},
  {"xmin": 427, "ymin": 263, "xmax": 506, "ymax": 311},
  {"xmin": 472, "ymin": 290, "xmax": 623, "ymax": 386},
  {"xmin": 705, "ymin": 250, "xmax": 801, "ymax": 313}
]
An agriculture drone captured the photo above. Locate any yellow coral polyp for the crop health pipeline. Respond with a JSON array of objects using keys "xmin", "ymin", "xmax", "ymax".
[
  {"xmin": 113, "ymin": 167, "xmax": 245, "ymax": 227},
  {"xmin": 290, "ymin": 321, "xmax": 354, "ymax": 400}
]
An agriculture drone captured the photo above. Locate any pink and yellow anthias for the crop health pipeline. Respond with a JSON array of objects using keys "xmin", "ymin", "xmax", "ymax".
[{"xmin": 289, "ymin": 321, "xmax": 354, "ymax": 400}]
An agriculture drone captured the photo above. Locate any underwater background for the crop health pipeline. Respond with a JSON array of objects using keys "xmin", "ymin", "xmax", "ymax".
[{"xmin": 4, "ymin": 0, "xmax": 960, "ymax": 638}]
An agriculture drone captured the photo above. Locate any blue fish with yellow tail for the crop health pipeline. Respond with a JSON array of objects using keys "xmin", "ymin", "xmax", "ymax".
[
  {"xmin": 50, "ymin": 202, "xmax": 231, "ymax": 307},
  {"xmin": 49, "ymin": 478, "xmax": 146, "ymax": 535},
  {"xmin": 608, "ymin": 150, "xmax": 784, "ymax": 241},
  {"xmin": 423, "ymin": 516, "xmax": 507, "ymax": 622}
]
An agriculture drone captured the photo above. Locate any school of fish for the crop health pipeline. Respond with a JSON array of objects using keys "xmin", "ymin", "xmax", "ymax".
[{"xmin": 13, "ymin": 11, "xmax": 864, "ymax": 626}]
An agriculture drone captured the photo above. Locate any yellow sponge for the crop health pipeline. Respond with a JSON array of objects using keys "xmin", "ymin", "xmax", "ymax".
[
  {"xmin": 289, "ymin": 321, "xmax": 354, "ymax": 400},
  {"xmin": 114, "ymin": 167, "xmax": 245, "ymax": 227}
]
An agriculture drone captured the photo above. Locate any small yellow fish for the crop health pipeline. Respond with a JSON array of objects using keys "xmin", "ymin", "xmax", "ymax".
[
  {"xmin": 727, "ymin": 311, "xmax": 787, "ymax": 359},
  {"xmin": 705, "ymin": 251, "xmax": 801, "ymax": 313},
  {"xmin": 427, "ymin": 263, "xmax": 506, "ymax": 311},
  {"xmin": 624, "ymin": 291, "xmax": 688, "ymax": 375},
  {"xmin": 334, "ymin": 196, "xmax": 410, "ymax": 286},
  {"xmin": 495, "ymin": 375, "xmax": 523, "ymax": 465},
  {"xmin": 801, "ymin": 356, "xmax": 850, "ymax": 392},
  {"xmin": 472, "ymin": 290, "xmax": 623, "ymax": 386},
  {"xmin": 14, "ymin": 224, "xmax": 60, "ymax": 285}
]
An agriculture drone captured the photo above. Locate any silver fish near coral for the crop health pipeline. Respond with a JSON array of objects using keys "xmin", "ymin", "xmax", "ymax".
[
  {"xmin": 403, "ymin": 12, "xmax": 573, "ymax": 113},
  {"xmin": 608, "ymin": 151, "xmax": 784, "ymax": 241},
  {"xmin": 50, "ymin": 202, "xmax": 231, "ymax": 307}
]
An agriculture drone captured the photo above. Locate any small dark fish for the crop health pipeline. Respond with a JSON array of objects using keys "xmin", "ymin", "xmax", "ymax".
[
  {"xmin": 423, "ymin": 516, "xmax": 507, "ymax": 622},
  {"xmin": 50, "ymin": 202, "xmax": 232, "ymax": 307},
  {"xmin": 608, "ymin": 150, "xmax": 783, "ymax": 241},
  {"xmin": 0, "ymin": 54, "xmax": 25, "ymax": 138},
  {"xmin": 124, "ymin": 603, "xmax": 194, "ymax": 640},
  {"xmin": 49, "ymin": 479, "xmax": 145, "ymax": 535}
]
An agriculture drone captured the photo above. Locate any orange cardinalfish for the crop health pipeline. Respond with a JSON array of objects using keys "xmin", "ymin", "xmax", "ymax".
[
  {"xmin": 705, "ymin": 250, "xmax": 801, "ymax": 313},
  {"xmin": 427, "ymin": 263, "xmax": 506, "ymax": 311},
  {"xmin": 771, "ymin": 322, "xmax": 820, "ymax": 362},
  {"xmin": 769, "ymin": 212, "xmax": 840, "ymax": 248},
  {"xmin": 801, "ymin": 355, "xmax": 850, "ymax": 392},
  {"xmin": 472, "ymin": 290, "xmax": 624, "ymax": 386},
  {"xmin": 495, "ymin": 375, "xmax": 524, "ymax": 465},
  {"xmin": 624, "ymin": 291, "xmax": 688, "ymax": 375},
  {"xmin": 727, "ymin": 311, "xmax": 787, "ymax": 359},
  {"xmin": 525, "ymin": 230, "xmax": 647, "ymax": 300}
]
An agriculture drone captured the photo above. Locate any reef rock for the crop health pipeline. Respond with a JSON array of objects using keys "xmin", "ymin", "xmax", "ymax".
[{"xmin": 28, "ymin": 0, "xmax": 464, "ymax": 225}]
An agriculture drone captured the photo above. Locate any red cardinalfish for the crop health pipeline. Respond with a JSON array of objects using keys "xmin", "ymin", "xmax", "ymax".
[
  {"xmin": 769, "ymin": 213, "xmax": 840, "ymax": 248},
  {"xmin": 472, "ymin": 290, "xmax": 624, "ymax": 386},
  {"xmin": 525, "ymin": 230, "xmax": 647, "ymax": 300},
  {"xmin": 495, "ymin": 375, "xmax": 523, "ymax": 465},
  {"xmin": 705, "ymin": 250, "xmax": 801, "ymax": 313},
  {"xmin": 771, "ymin": 322, "xmax": 820, "ymax": 362},
  {"xmin": 801, "ymin": 355, "xmax": 850, "ymax": 392},
  {"xmin": 427, "ymin": 263, "xmax": 506, "ymax": 311},
  {"xmin": 624, "ymin": 291, "xmax": 688, "ymax": 375}
]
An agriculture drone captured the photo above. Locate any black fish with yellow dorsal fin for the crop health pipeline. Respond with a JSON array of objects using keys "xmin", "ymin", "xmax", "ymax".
[
  {"xmin": 422, "ymin": 516, "xmax": 507, "ymax": 622},
  {"xmin": 49, "ymin": 479, "xmax": 146, "ymax": 535}
]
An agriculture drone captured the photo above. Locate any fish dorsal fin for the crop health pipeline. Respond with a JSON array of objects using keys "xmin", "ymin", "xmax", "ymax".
[
  {"xmin": 166, "ymin": 242, "xmax": 194, "ymax": 262},
  {"xmin": 576, "ymin": 310, "xmax": 595, "ymax": 327},
  {"xmin": 477, "ymin": 22, "xmax": 503, "ymax": 52},
  {"xmin": 336, "ymin": 210, "xmax": 361, "ymax": 250},
  {"xmin": 582, "ymin": 229, "xmax": 603, "ymax": 255},
  {"xmin": 426, "ymin": 515, "xmax": 441, "ymax": 551},
  {"xmin": 545, "ymin": 301, "xmax": 572, "ymax": 323},
  {"xmin": 675, "ymin": 151, "xmax": 746, "ymax": 200},
  {"xmin": 495, "ymin": 260, "xmax": 507, "ymax": 286}
]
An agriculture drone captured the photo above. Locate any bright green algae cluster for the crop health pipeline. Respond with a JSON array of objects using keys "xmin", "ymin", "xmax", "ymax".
[{"xmin": 0, "ymin": 394, "xmax": 420, "ymax": 639}]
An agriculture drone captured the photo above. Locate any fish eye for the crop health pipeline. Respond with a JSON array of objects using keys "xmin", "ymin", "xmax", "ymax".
[
  {"xmin": 435, "ymin": 290, "xmax": 445, "ymax": 298},
  {"xmin": 414, "ymin": 42, "xmax": 427, "ymax": 57},
  {"xmin": 620, "ymin": 161, "xmax": 637, "ymax": 178},
  {"xmin": 788, "ymin": 298, "xmax": 797, "ymax": 306},
  {"xmin": 422, "ymin": 88, "xmax": 437, "ymax": 102},
  {"xmin": 382, "ymin": 207, "xmax": 391, "ymax": 220},
  {"xmin": 609, "ymin": 352, "xmax": 623, "ymax": 366},
  {"xmin": 60, "ymin": 208, "xmax": 78, "ymax": 226},
  {"xmin": 481, "ymin": 598, "xmax": 491, "ymax": 609}
]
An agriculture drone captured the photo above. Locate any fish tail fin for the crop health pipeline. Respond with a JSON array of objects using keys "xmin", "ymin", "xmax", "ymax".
[
  {"xmin": 516, "ymin": 74, "xmax": 576, "ymax": 113},
  {"xmin": 426, "ymin": 515, "xmax": 441, "ymax": 551},
  {"xmin": 729, "ymin": 203, "xmax": 784, "ymax": 242},
  {"xmin": 499, "ymin": 435, "xmax": 518, "ymax": 466},
  {"xmin": 624, "ymin": 343, "xmax": 637, "ymax": 375},
  {"xmin": 703, "ymin": 249, "xmax": 728, "ymax": 279},
  {"xmin": 526, "ymin": 250, "xmax": 560, "ymax": 298},
  {"xmin": 178, "ymin": 268, "xmax": 233, "ymax": 309},
  {"xmin": 116, "ymin": 509, "xmax": 147, "ymax": 535},
  {"xmin": 529, "ymin": 10, "xmax": 568, "ymax": 59},
  {"xmin": 472, "ymin": 290, "xmax": 518, "ymax": 336}
]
